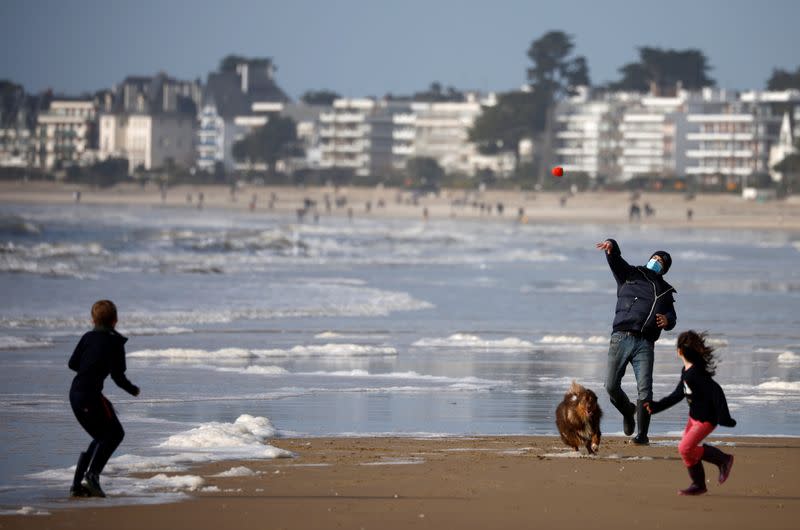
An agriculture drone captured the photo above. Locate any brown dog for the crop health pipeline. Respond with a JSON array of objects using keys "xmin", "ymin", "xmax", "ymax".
[{"xmin": 555, "ymin": 381, "xmax": 603, "ymax": 454}]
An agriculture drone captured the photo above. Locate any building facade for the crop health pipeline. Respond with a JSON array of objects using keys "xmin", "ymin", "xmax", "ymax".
[
  {"xmin": 618, "ymin": 94, "xmax": 689, "ymax": 181},
  {"xmin": 685, "ymin": 90, "xmax": 800, "ymax": 183},
  {"xmin": 554, "ymin": 90, "xmax": 630, "ymax": 180},
  {"xmin": 319, "ymin": 99, "xmax": 375, "ymax": 176},
  {"xmin": 99, "ymin": 74, "xmax": 201, "ymax": 172},
  {"xmin": 35, "ymin": 99, "xmax": 97, "ymax": 170}
]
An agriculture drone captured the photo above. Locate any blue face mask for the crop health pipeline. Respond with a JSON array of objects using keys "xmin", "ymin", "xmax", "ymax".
[{"xmin": 646, "ymin": 258, "xmax": 662, "ymax": 274}]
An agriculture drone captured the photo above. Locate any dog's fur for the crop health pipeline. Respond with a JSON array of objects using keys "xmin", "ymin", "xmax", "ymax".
[{"xmin": 555, "ymin": 381, "xmax": 603, "ymax": 454}]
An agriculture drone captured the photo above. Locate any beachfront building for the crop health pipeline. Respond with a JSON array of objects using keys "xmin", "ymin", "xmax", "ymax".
[
  {"xmin": 366, "ymin": 101, "xmax": 416, "ymax": 176},
  {"xmin": 685, "ymin": 90, "xmax": 800, "ymax": 185},
  {"xmin": 282, "ymin": 102, "xmax": 329, "ymax": 172},
  {"xmin": 617, "ymin": 93, "xmax": 689, "ymax": 182},
  {"xmin": 411, "ymin": 93, "xmax": 512, "ymax": 177},
  {"xmin": 197, "ymin": 58, "xmax": 290, "ymax": 171},
  {"xmin": 35, "ymin": 98, "xmax": 98, "ymax": 170},
  {"xmin": 99, "ymin": 74, "xmax": 200, "ymax": 172},
  {"xmin": 554, "ymin": 89, "xmax": 630, "ymax": 180},
  {"xmin": 319, "ymin": 99, "xmax": 375, "ymax": 176},
  {"xmin": 0, "ymin": 90, "xmax": 36, "ymax": 169}
]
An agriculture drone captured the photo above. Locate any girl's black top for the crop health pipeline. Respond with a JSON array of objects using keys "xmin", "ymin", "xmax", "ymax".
[{"xmin": 649, "ymin": 365, "xmax": 736, "ymax": 427}]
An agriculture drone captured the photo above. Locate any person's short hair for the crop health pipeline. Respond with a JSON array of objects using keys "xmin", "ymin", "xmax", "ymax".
[{"xmin": 91, "ymin": 300, "xmax": 117, "ymax": 328}]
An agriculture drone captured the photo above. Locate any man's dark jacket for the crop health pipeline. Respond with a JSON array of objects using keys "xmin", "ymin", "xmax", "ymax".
[{"xmin": 605, "ymin": 238, "xmax": 677, "ymax": 342}]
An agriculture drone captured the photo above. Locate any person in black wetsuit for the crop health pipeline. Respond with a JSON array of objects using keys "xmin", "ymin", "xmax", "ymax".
[
  {"xmin": 68, "ymin": 300, "xmax": 140, "ymax": 498},
  {"xmin": 646, "ymin": 330, "xmax": 736, "ymax": 496}
]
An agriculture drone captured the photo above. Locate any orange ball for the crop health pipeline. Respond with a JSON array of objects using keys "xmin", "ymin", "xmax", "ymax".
[{"xmin": 551, "ymin": 166, "xmax": 564, "ymax": 177}]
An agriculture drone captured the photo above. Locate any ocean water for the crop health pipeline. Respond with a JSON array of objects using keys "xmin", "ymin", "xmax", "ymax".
[{"xmin": 1, "ymin": 201, "xmax": 799, "ymax": 510}]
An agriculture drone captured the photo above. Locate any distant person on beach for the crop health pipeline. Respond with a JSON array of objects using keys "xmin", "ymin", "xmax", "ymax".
[
  {"xmin": 596, "ymin": 239, "xmax": 676, "ymax": 445},
  {"xmin": 68, "ymin": 300, "xmax": 140, "ymax": 498},
  {"xmin": 646, "ymin": 330, "xmax": 735, "ymax": 495},
  {"xmin": 629, "ymin": 203, "xmax": 641, "ymax": 221}
]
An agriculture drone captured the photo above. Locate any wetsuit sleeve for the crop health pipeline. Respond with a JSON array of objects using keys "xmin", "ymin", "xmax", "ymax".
[
  {"xmin": 604, "ymin": 238, "xmax": 635, "ymax": 286},
  {"xmin": 648, "ymin": 378, "xmax": 684, "ymax": 414},
  {"xmin": 110, "ymin": 346, "xmax": 139, "ymax": 396},
  {"xmin": 68, "ymin": 336, "xmax": 84, "ymax": 371}
]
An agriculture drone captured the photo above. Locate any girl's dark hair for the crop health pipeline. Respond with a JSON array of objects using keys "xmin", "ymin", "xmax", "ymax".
[{"xmin": 677, "ymin": 330, "xmax": 716, "ymax": 376}]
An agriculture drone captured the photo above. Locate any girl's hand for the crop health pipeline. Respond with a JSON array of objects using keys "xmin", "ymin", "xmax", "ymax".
[{"xmin": 644, "ymin": 402, "xmax": 653, "ymax": 414}]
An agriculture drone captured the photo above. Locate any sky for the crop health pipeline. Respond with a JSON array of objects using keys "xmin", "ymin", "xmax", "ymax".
[{"xmin": 1, "ymin": 0, "xmax": 799, "ymax": 99}]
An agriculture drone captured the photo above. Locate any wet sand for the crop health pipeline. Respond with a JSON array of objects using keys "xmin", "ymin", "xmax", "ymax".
[{"xmin": 3, "ymin": 435, "xmax": 799, "ymax": 530}]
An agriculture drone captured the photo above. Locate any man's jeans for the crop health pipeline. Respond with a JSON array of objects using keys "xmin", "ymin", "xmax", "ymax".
[{"xmin": 604, "ymin": 331, "xmax": 654, "ymax": 415}]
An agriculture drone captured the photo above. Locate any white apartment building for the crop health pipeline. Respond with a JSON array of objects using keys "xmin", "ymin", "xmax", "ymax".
[
  {"xmin": 0, "ymin": 126, "xmax": 33, "ymax": 168},
  {"xmin": 319, "ymin": 99, "xmax": 374, "ymax": 176},
  {"xmin": 554, "ymin": 90, "xmax": 633, "ymax": 179},
  {"xmin": 618, "ymin": 94, "xmax": 689, "ymax": 181},
  {"xmin": 196, "ymin": 104, "xmax": 228, "ymax": 171},
  {"xmin": 100, "ymin": 113, "xmax": 195, "ymax": 172},
  {"xmin": 685, "ymin": 90, "xmax": 800, "ymax": 183},
  {"xmin": 35, "ymin": 99, "xmax": 97, "ymax": 170},
  {"xmin": 411, "ymin": 93, "xmax": 512, "ymax": 176},
  {"xmin": 367, "ymin": 102, "xmax": 415, "ymax": 175}
]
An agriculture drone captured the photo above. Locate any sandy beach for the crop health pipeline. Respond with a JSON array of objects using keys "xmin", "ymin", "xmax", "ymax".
[
  {"xmin": 2, "ymin": 435, "xmax": 798, "ymax": 530},
  {"xmin": 2, "ymin": 181, "xmax": 800, "ymax": 232}
]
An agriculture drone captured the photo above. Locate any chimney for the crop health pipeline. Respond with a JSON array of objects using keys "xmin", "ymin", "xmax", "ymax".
[{"xmin": 236, "ymin": 63, "xmax": 249, "ymax": 94}]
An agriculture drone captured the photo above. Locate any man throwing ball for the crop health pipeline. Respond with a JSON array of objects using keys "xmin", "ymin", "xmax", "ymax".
[{"xmin": 596, "ymin": 239, "xmax": 676, "ymax": 445}]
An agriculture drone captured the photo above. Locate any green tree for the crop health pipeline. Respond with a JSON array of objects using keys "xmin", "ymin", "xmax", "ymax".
[
  {"xmin": 232, "ymin": 115, "xmax": 303, "ymax": 174},
  {"xmin": 405, "ymin": 157, "xmax": 444, "ymax": 190},
  {"xmin": 766, "ymin": 66, "xmax": 800, "ymax": 90},
  {"xmin": 611, "ymin": 47, "xmax": 714, "ymax": 92},
  {"xmin": 413, "ymin": 82, "xmax": 465, "ymax": 102},
  {"xmin": 301, "ymin": 90, "xmax": 341, "ymax": 105},
  {"xmin": 526, "ymin": 31, "xmax": 590, "ymax": 99},
  {"xmin": 469, "ymin": 31, "xmax": 588, "ymax": 179},
  {"xmin": 773, "ymin": 138, "xmax": 800, "ymax": 196},
  {"xmin": 469, "ymin": 90, "xmax": 549, "ymax": 160}
]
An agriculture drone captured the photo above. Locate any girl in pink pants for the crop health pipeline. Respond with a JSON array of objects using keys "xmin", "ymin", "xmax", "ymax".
[{"xmin": 646, "ymin": 330, "xmax": 736, "ymax": 495}]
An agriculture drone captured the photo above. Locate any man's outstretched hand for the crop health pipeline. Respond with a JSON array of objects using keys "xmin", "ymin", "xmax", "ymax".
[{"xmin": 596, "ymin": 241, "xmax": 613, "ymax": 254}]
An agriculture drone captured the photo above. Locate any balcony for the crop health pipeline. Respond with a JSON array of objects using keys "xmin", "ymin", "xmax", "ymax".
[
  {"xmin": 392, "ymin": 129, "xmax": 415, "ymax": 141},
  {"xmin": 556, "ymin": 130, "xmax": 587, "ymax": 139},
  {"xmin": 620, "ymin": 131, "xmax": 663, "ymax": 140},
  {"xmin": 392, "ymin": 145, "xmax": 414, "ymax": 156},
  {"xmin": 686, "ymin": 149, "xmax": 753, "ymax": 158},
  {"xmin": 623, "ymin": 148, "xmax": 664, "ymax": 156},
  {"xmin": 556, "ymin": 147, "xmax": 593, "ymax": 156},
  {"xmin": 685, "ymin": 166, "xmax": 751, "ymax": 175},
  {"xmin": 686, "ymin": 132, "xmax": 753, "ymax": 141},
  {"xmin": 687, "ymin": 114, "xmax": 753, "ymax": 123}
]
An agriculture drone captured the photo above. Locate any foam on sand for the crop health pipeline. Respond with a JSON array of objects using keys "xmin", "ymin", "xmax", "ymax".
[
  {"xmin": 211, "ymin": 466, "xmax": 259, "ymax": 477},
  {"xmin": 27, "ymin": 414, "xmax": 293, "ymax": 503},
  {"xmin": 160, "ymin": 414, "xmax": 288, "ymax": 452}
]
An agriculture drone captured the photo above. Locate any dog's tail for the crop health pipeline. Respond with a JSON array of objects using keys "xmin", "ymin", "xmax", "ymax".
[{"xmin": 568, "ymin": 380, "xmax": 585, "ymax": 396}]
